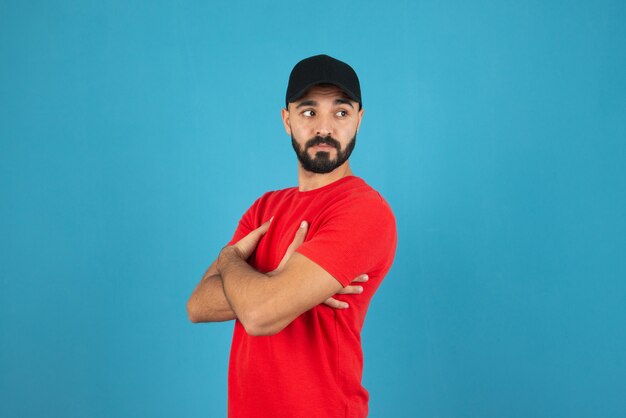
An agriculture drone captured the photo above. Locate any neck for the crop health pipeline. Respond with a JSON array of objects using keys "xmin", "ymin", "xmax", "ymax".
[{"xmin": 297, "ymin": 161, "xmax": 353, "ymax": 192}]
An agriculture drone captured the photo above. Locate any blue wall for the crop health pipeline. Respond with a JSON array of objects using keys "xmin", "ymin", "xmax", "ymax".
[{"xmin": 1, "ymin": 1, "xmax": 625, "ymax": 417}]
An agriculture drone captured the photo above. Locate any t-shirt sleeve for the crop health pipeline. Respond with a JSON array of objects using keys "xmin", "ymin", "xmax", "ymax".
[
  {"xmin": 295, "ymin": 196, "xmax": 397, "ymax": 287},
  {"xmin": 226, "ymin": 195, "xmax": 264, "ymax": 246}
]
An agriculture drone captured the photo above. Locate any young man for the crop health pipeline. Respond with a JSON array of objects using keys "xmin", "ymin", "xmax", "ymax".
[{"xmin": 187, "ymin": 54, "xmax": 397, "ymax": 418}]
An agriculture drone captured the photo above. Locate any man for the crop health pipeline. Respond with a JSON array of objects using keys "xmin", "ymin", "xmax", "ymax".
[{"xmin": 187, "ymin": 54, "xmax": 397, "ymax": 418}]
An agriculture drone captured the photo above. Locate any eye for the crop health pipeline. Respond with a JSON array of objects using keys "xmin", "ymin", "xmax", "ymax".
[
  {"xmin": 336, "ymin": 110, "xmax": 349, "ymax": 117},
  {"xmin": 302, "ymin": 110, "xmax": 315, "ymax": 117}
]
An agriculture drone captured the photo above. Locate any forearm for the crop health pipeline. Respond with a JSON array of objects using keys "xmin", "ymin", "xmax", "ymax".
[
  {"xmin": 187, "ymin": 269, "xmax": 237, "ymax": 323},
  {"xmin": 217, "ymin": 247, "xmax": 342, "ymax": 336},
  {"xmin": 217, "ymin": 247, "xmax": 276, "ymax": 333}
]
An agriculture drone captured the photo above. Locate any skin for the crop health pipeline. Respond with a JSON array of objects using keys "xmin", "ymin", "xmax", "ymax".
[
  {"xmin": 282, "ymin": 84, "xmax": 364, "ymax": 191},
  {"xmin": 186, "ymin": 85, "xmax": 367, "ymax": 336}
]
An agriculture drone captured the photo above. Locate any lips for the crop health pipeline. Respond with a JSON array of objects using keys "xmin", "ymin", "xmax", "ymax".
[
  {"xmin": 307, "ymin": 139, "xmax": 339, "ymax": 153},
  {"xmin": 309, "ymin": 144, "xmax": 336, "ymax": 155}
]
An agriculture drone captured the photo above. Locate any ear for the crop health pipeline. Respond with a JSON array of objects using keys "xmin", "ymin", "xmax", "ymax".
[
  {"xmin": 356, "ymin": 107, "xmax": 364, "ymax": 133},
  {"xmin": 281, "ymin": 107, "xmax": 292, "ymax": 136}
]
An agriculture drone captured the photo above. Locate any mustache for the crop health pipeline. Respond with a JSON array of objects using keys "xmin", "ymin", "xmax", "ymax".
[{"xmin": 305, "ymin": 135, "xmax": 341, "ymax": 150}]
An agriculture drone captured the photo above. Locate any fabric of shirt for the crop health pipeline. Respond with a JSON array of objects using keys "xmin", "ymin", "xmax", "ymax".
[{"xmin": 226, "ymin": 176, "xmax": 397, "ymax": 418}]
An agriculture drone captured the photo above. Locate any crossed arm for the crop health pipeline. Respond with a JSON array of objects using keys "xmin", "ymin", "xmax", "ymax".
[
  {"xmin": 186, "ymin": 219, "xmax": 368, "ymax": 335},
  {"xmin": 186, "ymin": 260, "xmax": 236, "ymax": 323}
]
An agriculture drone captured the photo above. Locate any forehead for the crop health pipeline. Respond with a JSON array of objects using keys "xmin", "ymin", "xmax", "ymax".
[{"xmin": 296, "ymin": 84, "xmax": 353, "ymax": 103}]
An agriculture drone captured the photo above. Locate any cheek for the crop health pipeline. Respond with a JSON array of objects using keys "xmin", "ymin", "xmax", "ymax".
[
  {"xmin": 292, "ymin": 124, "xmax": 314, "ymax": 139},
  {"xmin": 338, "ymin": 124, "xmax": 356, "ymax": 139}
]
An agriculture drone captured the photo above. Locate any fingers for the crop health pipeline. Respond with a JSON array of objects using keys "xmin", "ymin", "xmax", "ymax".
[
  {"xmin": 336, "ymin": 285, "xmax": 364, "ymax": 295},
  {"xmin": 234, "ymin": 217, "xmax": 273, "ymax": 259},
  {"xmin": 323, "ymin": 274, "xmax": 369, "ymax": 309},
  {"xmin": 284, "ymin": 221, "xmax": 308, "ymax": 256},
  {"xmin": 240, "ymin": 218, "xmax": 272, "ymax": 246},
  {"xmin": 250, "ymin": 217, "xmax": 273, "ymax": 238},
  {"xmin": 323, "ymin": 297, "xmax": 349, "ymax": 309},
  {"xmin": 334, "ymin": 274, "xmax": 368, "ymax": 293},
  {"xmin": 273, "ymin": 220, "xmax": 308, "ymax": 273},
  {"xmin": 350, "ymin": 274, "xmax": 369, "ymax": 283}
]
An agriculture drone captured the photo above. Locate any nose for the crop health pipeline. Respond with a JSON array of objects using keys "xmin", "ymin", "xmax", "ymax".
[{"xmin": 315, "ymin": 114, "xmax": 334, "ymax": 137}]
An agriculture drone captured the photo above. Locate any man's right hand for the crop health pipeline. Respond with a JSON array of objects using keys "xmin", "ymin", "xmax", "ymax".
[{"xmin": 272, "ymin": 220, "xmax": 368, "ymax": 310}]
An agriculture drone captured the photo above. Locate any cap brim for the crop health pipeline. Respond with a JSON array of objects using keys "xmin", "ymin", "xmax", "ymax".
[{"xmin": 287, "ymin": 80, "xmax": 360, "ymax": 105}]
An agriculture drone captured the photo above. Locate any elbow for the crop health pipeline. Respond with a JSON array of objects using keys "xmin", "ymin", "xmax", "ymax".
[
  {"xmin": 244, "ymin": 323, "xmax": 281, "ymax": 337},
  {"xmin": 244, "ymin": 325, "xmax": 279, "ymax": 337},
  {"xmin": 186, "ymin": 298, "xmax": 202, "ymax": 323},
  {"xmin": 240, "ymin": 310, "xmax": 285, "ymax": 336}
]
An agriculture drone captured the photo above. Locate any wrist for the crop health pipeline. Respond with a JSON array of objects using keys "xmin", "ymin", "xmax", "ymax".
[{"xmin": 217, "ymin": 246, "xmax": 242, "ymax": 273}]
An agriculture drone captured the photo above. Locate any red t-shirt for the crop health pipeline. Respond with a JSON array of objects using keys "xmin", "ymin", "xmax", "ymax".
[{"xmin": 227, "ymin": 176, "xmax": 397, "ymax": 418}]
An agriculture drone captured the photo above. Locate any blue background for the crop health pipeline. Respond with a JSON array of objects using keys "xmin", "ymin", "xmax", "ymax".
[{"xmin": 1, "ymin": 1, "xmax": 625, "ymax": 417}]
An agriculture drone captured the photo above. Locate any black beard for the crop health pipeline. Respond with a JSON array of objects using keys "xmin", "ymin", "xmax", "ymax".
[{"xmin": 291, "ymin": 134, "xmax": 356, "ymax": 174}]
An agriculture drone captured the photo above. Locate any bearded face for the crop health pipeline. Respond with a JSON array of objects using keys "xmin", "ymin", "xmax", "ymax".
[{"xmin": 291, "ymin": 134, "xmax": 356, "ymax": 174}]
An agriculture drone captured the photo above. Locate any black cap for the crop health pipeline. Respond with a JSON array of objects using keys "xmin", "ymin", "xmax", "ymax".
[{"xmin": 285, "ymin": 54, "xmax": 361, "ymax": 108}]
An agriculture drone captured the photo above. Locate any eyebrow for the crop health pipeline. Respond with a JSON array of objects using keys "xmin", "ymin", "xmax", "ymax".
[
  {"xmin": 296, "ymin": 100, "xmax": 317, "ymax": 109},
  {"xmin": 334, "ymin": 98, "xmax": 354, "ymax": 108},
  {"xmin": 295, "ymin": 98, "xmax": 355, "ymax": 109}
]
